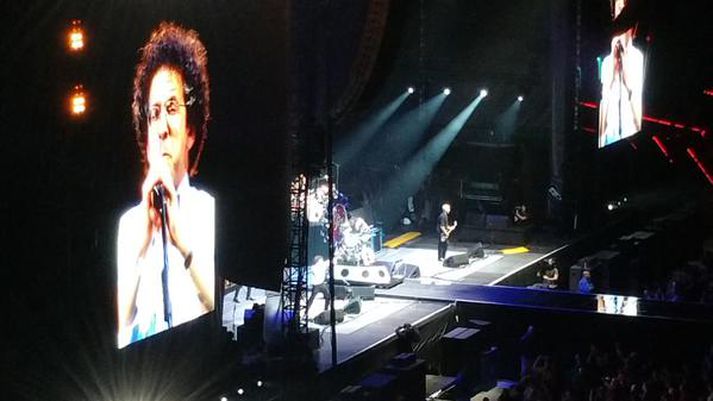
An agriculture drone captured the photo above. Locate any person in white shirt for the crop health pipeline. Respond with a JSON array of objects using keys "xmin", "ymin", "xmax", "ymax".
[{"xmin": 117, "ymin": 22, "xmax": 214, "ymax": 348}]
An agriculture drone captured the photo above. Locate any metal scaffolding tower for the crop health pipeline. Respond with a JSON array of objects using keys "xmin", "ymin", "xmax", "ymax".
[{"xmin": 281, "ymin": 173, "xmax": 310, "ymax": 340}]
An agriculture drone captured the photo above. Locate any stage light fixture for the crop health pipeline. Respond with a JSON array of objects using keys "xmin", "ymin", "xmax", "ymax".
[
  {"xmin": 480, "ymin": 89, "xmax": 488, "ymax": 97},
  {"xmin": 518, "ymin": 95, "xmax": 524, "ymax": 102},
  {"xmin": 407, "ymin": 87, "xmax": 415, "ymax": 94},
  {"xmin": 220, "ymin": 397, "xmax": 228, "ymax": 401},
  {"xmin": 237, "ymin": 388, "xmax": 244, "ymax": 396},
  {"xmin": 69, "ymin": 85, "xmax": 87, "ymax": 116},
  {"xmin": 443, "ymin": 88, "xmax": 451, "ymax": 96},
  {"xmin": 606, "ymin": 201, "xmax": 622, "ymax": 211},
  {"xmin": 256, "ymin": 380, "xmax": 263, "ymax": 388},
  {"xmin": 68, "ymin": 19, "xmax": 85, "ymax": 52}
]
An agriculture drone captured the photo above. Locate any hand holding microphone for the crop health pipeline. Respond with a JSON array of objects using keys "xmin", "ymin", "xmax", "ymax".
[
  {"xmin": 613, "ymin": 38, "xmax": 623, "ymax": 55},
  {"xmin": 141, "ymin": 157, "xmax": 174, "ymax": 223},
  {"xmin": 151, "ymin": 183, "xmax": 167, "ymax": 214}
]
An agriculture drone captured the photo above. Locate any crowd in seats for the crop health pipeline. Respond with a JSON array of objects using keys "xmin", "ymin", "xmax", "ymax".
[
  {"xmin": 641, "ymin": 248, "xmax": 713, "ymax": 304},
  {"xmin": 499, "ymin": 331, "xmax": 713, "ymax": 401}
]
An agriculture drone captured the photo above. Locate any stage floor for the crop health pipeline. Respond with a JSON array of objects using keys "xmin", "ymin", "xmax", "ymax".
[
  {"xmin": 375, "ymin": 235, "xmax": 556, "ymax": 285},
  {"xmin": 221, "ymin": 238, "xmax": 559, "ymax": 375},
  {"xmin": 222, "ymin": 238, "xmax": 556, "ymax": 331},
  {"xmin": 221, "ymin": 287, "xmax": 452, "ymax": 374}
]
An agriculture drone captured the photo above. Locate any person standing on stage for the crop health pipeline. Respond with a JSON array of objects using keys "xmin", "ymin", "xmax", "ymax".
[
  {"xmin": 437, "ymin": 203, "xmax": 457, "ymax": 262},
  {"xmin": 117, "ymin": 22, "xmax": 215, "ymax": 348}
]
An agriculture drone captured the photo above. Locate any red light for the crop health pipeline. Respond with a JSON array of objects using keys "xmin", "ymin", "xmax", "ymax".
[
  {"xmin": 643, "ymin": 116, "xmax": 672, "ymax": 126},
  {"xmin": 579, "ymin": 100, "xmax": 707, "ymax": 137},
  {"xmin": 651, "ymin": 136, "xmax": 672, "ymax": 163},
  {"xmin": 686, "ymin": 147, "xmax": 713, "ymax": 187}
]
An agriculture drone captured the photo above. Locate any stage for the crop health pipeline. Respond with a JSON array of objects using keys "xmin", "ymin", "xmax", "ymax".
[
  {"xmin": 373, "ymin": 235, "xmax": 555, "ymax": 285},
  {"xmin": 221, "ymin": 234, "xmax": 713, "ymax": 397},
  {"xmin": 222, "ymin": 237, "xmax": 558, "ymax": 375},
  {"xmin": 222, "ymin": 236, "xmax": 557, "ymax": 330}
]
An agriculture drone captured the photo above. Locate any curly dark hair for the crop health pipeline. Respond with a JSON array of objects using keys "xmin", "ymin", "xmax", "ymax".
[{"xmin": 131, "ymin": 21, "xmax": 210, "ymax": 176}]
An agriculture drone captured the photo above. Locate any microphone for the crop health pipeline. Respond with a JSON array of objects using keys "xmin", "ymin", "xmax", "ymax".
[
  {"xmin": 152, "ymin": 182, "xmax": 173, "ymax": 328},
  {"xmin": 152, "ymin": 184, "xmax": 167, "ymax": 212},
  {"xmin": 615, "ymin": 41, "xmax": 624, "ymax": 58}
]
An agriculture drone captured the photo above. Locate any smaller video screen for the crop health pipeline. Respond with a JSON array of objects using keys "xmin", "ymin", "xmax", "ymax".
[
  {"xmin": 596, "ymin": 0, "xmax": 646, "ymax": 148},
  {"xmin": 596, "ymin": 294, "xmax": 639, "ymax": 316}
]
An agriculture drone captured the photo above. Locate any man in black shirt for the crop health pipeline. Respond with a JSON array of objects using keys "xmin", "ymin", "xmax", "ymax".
[{"xmin": 437, "ymin": 203, "xmax": 457, "ymax": 262}]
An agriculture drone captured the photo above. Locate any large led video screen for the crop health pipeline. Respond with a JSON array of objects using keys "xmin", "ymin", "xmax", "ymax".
[
  {"xmin": 96, "ymin": 4, "xmax": 290, "ymax": 349},
  {"xmin": 115, "ymin": 21, "xmax": 217, "ymax": 349},
  {"xmin": 9, "ymin": 0, "xmax": 290, "ymax": 348}
]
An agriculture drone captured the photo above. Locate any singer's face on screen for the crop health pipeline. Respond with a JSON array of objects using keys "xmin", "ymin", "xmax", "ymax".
[{"xmin": 146, "ymin": 66, "xmax": 195, "ymax": 186}]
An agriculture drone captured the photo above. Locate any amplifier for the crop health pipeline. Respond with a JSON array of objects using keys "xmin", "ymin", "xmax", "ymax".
[{"xmin": 371, "ymin": 226, "xmax": 384, "ymax": 253}]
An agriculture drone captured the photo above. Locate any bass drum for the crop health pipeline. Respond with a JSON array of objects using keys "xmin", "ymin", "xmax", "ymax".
[{"xmin": 360, "ymin": 245, "xmax": 376, "ymax": 266}]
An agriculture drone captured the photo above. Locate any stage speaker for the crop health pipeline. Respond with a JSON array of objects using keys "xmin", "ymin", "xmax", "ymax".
[
  {"xmin": 479, "ymin": 346, "xmax": 499, "ymax": 389},
  {"xmin": 344, "ymin": 297, "xmax": 362, "ymax": 314},
  {"xmin": 314, "ymin": 309, "xmax": 344, "ymax": 325},
  {"xmin": 335, "ymin": 284, "xmax": 376, "ymax": 300},
  {"xmin": 358, "ymin": 372, "xmax": 398, "ymax": 401},
  {"xmin": 468, "ymin": 242, "xmax": 485, "ymax": 259},
  {"xmin": 441, "ymin": 327, "xmax": 484, "ymax": 377},
  {"xmin": 569, "ymin": 262, "xmax": 583, "ymax": 291},
  {"xmin": 337, "ymin": 264, "xmax": 392, "ymax": 285},
  {"xmin": 391, "ymin": 262, "xmax": 421, "ymax": 279},
  {"xmin": 381, "ymin": 353, "xmax": 427, "ymax": 401},
  {"xmin": 444, "ymin": 253, "xmax": 470, "ymax": 268}
]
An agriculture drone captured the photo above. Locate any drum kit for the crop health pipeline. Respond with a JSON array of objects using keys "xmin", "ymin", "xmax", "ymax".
[
  {"xmin": 333, "ymin": 204, "xmax": 376, "ymax": 266},
  {"xmin": 307, "ymin": 181, "xmax": 376, "ymax": 266}
]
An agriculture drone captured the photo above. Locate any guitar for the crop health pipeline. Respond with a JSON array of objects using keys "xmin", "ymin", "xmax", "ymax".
[
  {"xmin": 440, "ymin": 220, "xmax": 458, "ymax": 241},
  {"xmin": 513, "ymin": 205, "xmax": 529, "ymax": 224}
]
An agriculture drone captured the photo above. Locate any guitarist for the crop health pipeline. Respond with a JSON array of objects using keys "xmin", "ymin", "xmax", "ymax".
[{"xmin": 437, "ymin": 203, "xmax": 457, "ymax": 262}]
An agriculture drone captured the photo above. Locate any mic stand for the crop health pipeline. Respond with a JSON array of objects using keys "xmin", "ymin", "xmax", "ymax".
[
  {"xmin": 158, "ymin": 191, "xmax": 173, "ymax": 329},
  {"xmin": 617, "ymin": 52, "xmax": 622, "ymax": 141}
]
